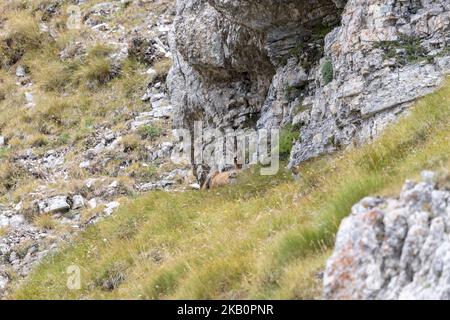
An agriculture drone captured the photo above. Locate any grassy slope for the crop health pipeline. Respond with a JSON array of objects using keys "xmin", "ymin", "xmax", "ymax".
[
  {"xmin": 0, "ymin": 0, "xmax": 174, "ymax": 219},
  {"xmin": 10, "ymin": 78, "xmax": 450, "ymax": 299}
]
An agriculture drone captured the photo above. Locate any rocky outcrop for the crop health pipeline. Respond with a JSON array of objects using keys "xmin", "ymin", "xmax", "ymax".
[
  {"xmin": 324, "ymin": 171, "xmax": 450, "ymax": 300},
  {"xmin": 168, "ymin": 0, "xmax": 450, "ymax": 176},
  {"xmin": 289, "ymin": 0, "xmax": 450, "ymax": 166}
]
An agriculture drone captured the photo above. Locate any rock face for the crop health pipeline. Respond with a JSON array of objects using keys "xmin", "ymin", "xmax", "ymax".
[
  {"xmin": 289, "ymin": 0, "xmax": 450, "ymax": 166},
  {"xmin": 324, "ymin": 172, "xmax": 450, "ymax": 300},
  {"xmin": 168, "ymin": 0, "xmax": 450, "ymax": 176}
]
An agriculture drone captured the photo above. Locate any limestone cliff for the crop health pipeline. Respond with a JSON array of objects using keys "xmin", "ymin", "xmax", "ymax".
[{"xmin": 168, "ymin": 0, "xmax": 450, "ymax": 176}]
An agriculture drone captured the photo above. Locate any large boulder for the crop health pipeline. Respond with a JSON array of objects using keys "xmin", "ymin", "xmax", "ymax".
[{"xmin": 324, "ymin": 172, "xmax": 450, "ymax": 300}]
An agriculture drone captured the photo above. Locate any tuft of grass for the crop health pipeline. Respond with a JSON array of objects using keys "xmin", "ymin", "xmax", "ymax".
[
  {"xmin": 28, "ymin": 133, "xmax": 49, "ymax": 148},
  {"xmin": 0, "ymin": 226, "xmax": 9, "ymax": 237},
  {"xmin": 0, "ymin": 70, "xmax": 16, "ymax": 101},
  {"xmin": 0, "ymin": 12, "xmax": 45, "ymax": 66},
  {"xmin": 34, "ymin": 214, "xmax": 57, "ymax": 231},
  {"xmin": 153, "ymin": 58, "xmax": 172, "ymax": 79},
  {"xmin": 0, "ymin": 161, "xmax": 27, "ymax": 194},
  {"xmin": 125, "ymin": 163, "xmax": 157, "ymax": 181},
  {"xmin": 137, "ymin": 124, "xmax": 162, "ymax": 140},
  {"xmin": 121, "ymin": 134, "xmax": 141, "ymax": 152},
  {"xmin": 76, "ymin": 57, "xmax": 114, "ymax": 89}
]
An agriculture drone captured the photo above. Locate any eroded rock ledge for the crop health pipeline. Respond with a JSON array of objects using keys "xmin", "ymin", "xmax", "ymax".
[{"xmin": 168, "ymin": 0, "xmax": 450, "ymax": 177}]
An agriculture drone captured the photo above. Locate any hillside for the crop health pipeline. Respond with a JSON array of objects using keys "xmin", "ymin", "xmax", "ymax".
[{"xmin": 11, "ymin": 80, "xmax": 450, "ymax": 299}]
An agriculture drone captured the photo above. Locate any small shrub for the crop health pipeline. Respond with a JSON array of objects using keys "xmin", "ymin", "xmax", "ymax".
[
  {"xmin": 137, "ymin": 124, "xmax": 162, "ymax": 140},
  {"xmin": 94, "ymin": 261, "xmax": 128, "ymax": 291},
  {"xmin": 321, "ymin": 59, "xmax": 333, "ymax": 85}
]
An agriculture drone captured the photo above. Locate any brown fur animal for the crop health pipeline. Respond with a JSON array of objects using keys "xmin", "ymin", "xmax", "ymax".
[{"xmin": 202, "ymin": 170, "xmax": 239, "ymax": 190}]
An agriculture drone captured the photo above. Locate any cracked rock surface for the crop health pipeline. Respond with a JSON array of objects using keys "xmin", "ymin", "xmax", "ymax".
[{"xmin": 324, "ymin": 172, "xmax": 450, "ymax": 300}]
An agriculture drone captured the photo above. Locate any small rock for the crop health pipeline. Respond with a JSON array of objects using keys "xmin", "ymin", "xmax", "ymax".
[
  {"xmin": 79, "ymin": 160, "xmax": 90, "ymax": 169},
  {"xmin": 9, "ymin": 215, "xmax": 25, "ymax": 228},
  {"xmin": 72, "ymin": 195, "xmax": 85, "ymax": 210},
  {"xmin": 87, "ymin": 198, "xmax": 97, "ymax": 209},
  {"xmin": 421, "ymin": 170, "xmax": 436, "ymax": 185},
  {"xmin": 85, "ymin": 178, "xmax": 96, "ymax": 189},
  {"xmin": 15, "ymin": 66, "xmax": 26, "ymax": 77},
  {"xmin": 39, "ymin": 196, "xmax": 71, "ymax": 214},
  {"xmin": 0, "ymin": 136, "xmax": 5, "ymax": 147},
  {"xmin": 109, "ymin": 181, "xmax": 118, "ymax": 188},
  {"xmin": 104, "ymin": 201, "xmax": 119, "ymax": 215},
  {"xmin": 189, "ymin": 183, "xmax": 201, "ymax": 190}
]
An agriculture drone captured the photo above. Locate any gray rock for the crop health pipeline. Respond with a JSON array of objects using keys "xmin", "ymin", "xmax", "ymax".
[
  {"xmin": 39, "ymin": 196, "xmax": 71, "ymax": 214},
  {"xmin": 72, "ymin": 195, "xmax": 85, "ymax": 210},
  {"xmin": 87, "ymin": 198, "xmax": 98, "ymax": 209},
  {"xmin": 15, "ymin": 66, "xmax": 26, "ymax": 77},
  {"xmin": 324, "ymin": 173, "xmax": 450, "ymax": 300},
  {"xmin": 24, "ymin": 92, "xmax": 35, "ymax": 107},
  {"xmin": 79, "ymin": 160, "xmax": 90, "ymax": 169},
  {"xmin": 0, "ymin": 273, "xmax": 9, "ymax": 291},
  {"xmin": 0, "ymin": 136, "xmax": 4, "ymax": 147},
  {"xmin": 104, "ymin": 201, "xmax": 120, "ymax": 216}
]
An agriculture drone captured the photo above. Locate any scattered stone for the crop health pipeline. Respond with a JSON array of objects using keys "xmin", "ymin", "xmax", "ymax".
[
  {"xmin": 0, "ymin": 136, "xmax": 5, "ymax": 147},
  {"xmin": 189, "ymin": 183, "xmax": 200, "ymax": 190},
  {"xmin": 15, "ymin": 66, "xmax": 26, "ymax": 77},
  {"xmin": 24, "ymin": 92, "xmax": 35, "ymax": 107},
  {"xmin": 38, "ymin": 196, "xmax": 71, "ymax": 214},
  {"xmin": 87, "ymin": 198, "xmax": 98, "ymax": 209},
  {"xmin": 104, "ymin": 201, "xmax": 120, "ymax": 216},
  {"xmin": 79, "ymin": 160, "xmax": 90, "ymax": 169},
  {"xmin": 72, "ymin": 195, "xmax": 85, "ymax": 210}
]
